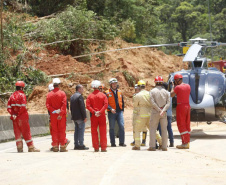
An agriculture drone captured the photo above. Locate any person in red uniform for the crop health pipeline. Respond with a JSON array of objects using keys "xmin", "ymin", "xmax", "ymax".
[
  {"xmin": 86, "ymin": 80, "xmax": 108, "ymax": 152},
  {"xmin": 171, "ymin": 74, "xmax": 191, "ymax": 149},
  {"xmin": 47, "ymin": 84, "xmax": 70, "ymax": 151},
  {"xmin": 7, "ymin": 81, "xmax": 40, "ymax": 153},
  {"xmin": 46, "ymin": 78, "xmax": 68, "ymax": 152}
]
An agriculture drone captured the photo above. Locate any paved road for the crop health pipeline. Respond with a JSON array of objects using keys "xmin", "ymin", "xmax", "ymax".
[{"xmin": 0, "ymin": 124, "xmax": 226, "ymax": 185}]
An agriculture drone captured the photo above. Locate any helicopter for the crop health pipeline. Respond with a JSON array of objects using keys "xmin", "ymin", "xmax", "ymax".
[
  {"xmin": 167, "ymin": 37, "xmax": 226, "ymax": 124},
  {"xmin": 73, "ymin": 37, "xmax": 226, "ymax": 124}
]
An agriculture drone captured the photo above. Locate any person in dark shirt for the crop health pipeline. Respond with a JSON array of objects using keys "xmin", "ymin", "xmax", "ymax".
[{"xmin": 70, "ymin": 84, "xmax": 89, "ymax": 150}]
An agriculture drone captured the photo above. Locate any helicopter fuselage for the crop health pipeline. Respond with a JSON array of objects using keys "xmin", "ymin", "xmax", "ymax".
[{"xmin": 169, "ymin": 60, "xmax": 226, "ymax": 123}]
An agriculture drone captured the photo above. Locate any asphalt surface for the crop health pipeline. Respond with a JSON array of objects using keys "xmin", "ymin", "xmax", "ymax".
[{"xmin": 0, "ymin": 123, "xmax": 226, "ymax": 185}]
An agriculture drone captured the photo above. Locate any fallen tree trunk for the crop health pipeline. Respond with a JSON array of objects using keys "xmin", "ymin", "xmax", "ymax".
[
  {"xmin": 48, "ymin": 73, "xmax": 72, "ymax": 78},
  {"xmin": 25, "ymin": 13, "xmax": 57, "ymax": 24},
  {"xmin": 0, "ymin": 92, "xmax": 13, "ymax": 96}
]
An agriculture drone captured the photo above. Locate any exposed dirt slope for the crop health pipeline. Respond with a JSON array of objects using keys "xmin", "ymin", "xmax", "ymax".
[{"xmin": 0, "ymin": 39, "xmax": 183, "ymax": 114}]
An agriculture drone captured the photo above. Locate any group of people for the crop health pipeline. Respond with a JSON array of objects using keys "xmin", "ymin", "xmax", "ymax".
[
  {"xmin": 131, "ymin": 74, "xmax": 191, "ymax": 151},
  {"xmin": 7, "ymin": 73, "xmax": 191, "ymax": 153}
]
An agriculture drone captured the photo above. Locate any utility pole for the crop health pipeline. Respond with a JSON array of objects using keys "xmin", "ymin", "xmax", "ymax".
[{"xmin": 0, "ymin": 0, "xmax": 3, "ymax": 53}]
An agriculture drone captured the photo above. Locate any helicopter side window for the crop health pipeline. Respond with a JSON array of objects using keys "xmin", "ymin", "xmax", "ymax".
[
  {"xmin": 194, "ymin": 61, "xmax": 202, "ymax": 67},
  {"xmin": 202, "ymin": 61, "xmax": 208, "ymax": 68},
  {"xmin": 207, "ymin": 74, "xmax": 224, "ymax": 103}
]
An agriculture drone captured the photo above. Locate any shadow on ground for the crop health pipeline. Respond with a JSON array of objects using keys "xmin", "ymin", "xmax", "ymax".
[{"xmin": 174, "ymin": 129, "xmax": 226, "ymax": 142}]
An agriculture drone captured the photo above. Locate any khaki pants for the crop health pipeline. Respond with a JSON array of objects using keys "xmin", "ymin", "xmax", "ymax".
[
  {"xmin": 132, "ymin": 113, "xmax": 137, "ymax": 140},
  {"xmin": 134, "ymin": 117, "xmax": 162, "ymax": 147},
  {"xmin": 149, "ymin": 112, "xmax": 168, "ymax": 149}
]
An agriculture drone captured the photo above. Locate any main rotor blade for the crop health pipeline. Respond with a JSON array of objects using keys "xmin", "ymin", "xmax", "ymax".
[
  {"xmin": 73, "ymin": 43, "xmax": 179, "ymax": 59},
  {"xmin": 218, "ymin": 43, "xmax": 226, "ymax": 46},
  {"xmin": 183, "ymin": 44, "xmax": 202, "ymax": 62}
]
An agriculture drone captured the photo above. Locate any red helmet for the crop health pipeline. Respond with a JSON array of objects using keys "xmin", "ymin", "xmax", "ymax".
[
  {"xmin": 174, "ymin": 74, "xmax": 183, "ymax": 80},
  {"xmin": 154, "ymin": 76, "xmax": 163, "ymax": 83},
  {"xmin": 15, "ymin": 81, "xmax": 25, "ymax": 87}
]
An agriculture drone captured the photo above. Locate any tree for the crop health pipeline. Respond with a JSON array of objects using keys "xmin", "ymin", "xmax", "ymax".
[
  {"xmin": 213, "ymin": 8, "xmax": 226, "ymax": 42},
  {"xmin": 171, "ymin": 2, "xmax": 201, "ymax": 41}
]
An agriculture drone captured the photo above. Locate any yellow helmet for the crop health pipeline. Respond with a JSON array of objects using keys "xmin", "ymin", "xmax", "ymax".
[{"xmin": 137, "ymin": 80, "xmax": 146, "ymax": 86}]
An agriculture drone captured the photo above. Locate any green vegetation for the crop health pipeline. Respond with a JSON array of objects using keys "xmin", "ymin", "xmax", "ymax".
[
  {"xmin": 32, "ymin": 6, "xmax": 118, "ymax": 58},
  {"xmin": 122, "ymin": 71, "xmax": 136, "ymax": 87},
  {"xmin": 0, "ymin": 61, "xmax": 49, "ymax": 95},
  {"xmin": 1, "ymin": 0, "xmax": 226, "ymax": 94},
  {"xmin": 0, "ymin": 12, "xmax": 49, "ymax": 95}
]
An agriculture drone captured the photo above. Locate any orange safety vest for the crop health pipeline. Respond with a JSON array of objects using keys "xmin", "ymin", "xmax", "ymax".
[{"xmin": 105, "ymin": 89, "xmax": 123, "ymax": 111}]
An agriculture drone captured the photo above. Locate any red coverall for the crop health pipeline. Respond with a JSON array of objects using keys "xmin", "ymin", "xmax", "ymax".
[
  {"xmin": 86, "ymin": 90, "xmax": 108, "ymax": 150},
  {"xmin": 46, "ymin": 88, "xmax": 67, "ymax": 147},
  {"xmin": 7, "ymin": 90, "xmax": 33, "ymax": 148},
  {"xmin": 174, "ymin": 84, "xmax": 191, "ymax": 144}
]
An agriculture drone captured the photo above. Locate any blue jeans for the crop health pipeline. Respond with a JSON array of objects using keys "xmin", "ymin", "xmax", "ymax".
[
  {"xmin": 108, "ymin": 111, "xmax": 125, "ymax": 144},
  {"xmin": 158, "ymin": 116, "xmax": 174, "ymax": 144},
  {"xmin": 74, "ymin": 120, "xmax": 85, "ymax": 147}
]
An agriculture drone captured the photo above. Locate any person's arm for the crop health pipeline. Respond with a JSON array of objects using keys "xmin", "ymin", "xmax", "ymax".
[
  {"xmin": 133, "ymin": 94, "xmax": 139, "ymax": 108},
  {"xmin": 46, "ymin": 93, "xmax": 55, "ymax": 113},
  {"xmin": 105, "ymin": 94, "xmax": 113, "ymax": 111},
  {"xmin": 171, "ymin": 84, "xmax": 177, "ymax": 97},
  {"xmin": 122, "ymin": 95, "xmax": 124, "ymax": 111},
  {"xmin": 78, "ymin": 95, "xmax": 87, "ymax": 119},
  {"xmin": 150, "ymin": 91, "xmax": 161, "ymax": 112},
  {"xmin": 100, "ymin": 95, "xmax": 108, "ymax": 115},
  {"xmin": 59, "ymin": 92, "xmax": 67, "ymax": 116},
  {"xmin": 162, "ymin": 92, "xmax": 170, "ymax": 112},
  {"xmin": 7, "ymin": 97, "xmax": 12, "ymax": 115},
  {"xmin": 86, "ymin": 96, "xmax": 95, "ymax": 114}
]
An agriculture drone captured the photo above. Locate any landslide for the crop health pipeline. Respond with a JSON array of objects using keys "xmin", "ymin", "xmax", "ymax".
[{"xmin": 0, "ymin": 39, "xmax": 183, "ymax": 115}]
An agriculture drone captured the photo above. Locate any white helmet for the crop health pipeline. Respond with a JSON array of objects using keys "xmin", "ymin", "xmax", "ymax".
[
  {"xmin": 91, "ymin": 80, "xmax": 101, "ymax": 88},
  {"xmin": 109, "ymin": 78, "xmax": 118, "ymax": 84},
  {"xmin": 53, "ymin": 78, "xmax": 61, "ymax": 84},
  {"xmin": 48, "ymin": 83, "xmax": 54, "ymax": 91}
]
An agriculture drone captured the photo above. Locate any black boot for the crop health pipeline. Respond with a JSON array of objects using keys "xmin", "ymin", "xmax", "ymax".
[{"xmin": 141, "ymin": 132, "xmax": 147, "ymax": 146}]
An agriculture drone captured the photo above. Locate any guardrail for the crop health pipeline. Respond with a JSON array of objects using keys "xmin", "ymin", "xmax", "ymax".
[{"xmin": 0, "ymin": 111, "xmax": 91, "ymax": 142}]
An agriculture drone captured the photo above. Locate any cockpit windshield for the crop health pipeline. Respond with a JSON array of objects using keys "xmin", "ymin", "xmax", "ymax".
[{"xmin": 194, "ymin": 61, "xmax": 202, "ymax": 67}]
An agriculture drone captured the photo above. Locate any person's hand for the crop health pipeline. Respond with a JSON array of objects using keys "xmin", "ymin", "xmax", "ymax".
[
  {"xmin": 12, "ymin": 115, "xmax": 17, "ymax": 120},
  {"xmin": 95, "ymin": 111, "xmax": 100, "ymax": 117},
  {"xmin": 57, "ymin": 115, "xmax": 62, "ymax": 120},
  {"xmin": 172, "ymin": 82, "xmax": 175, "ymax": 89},
  {"xmin": 111, "ymin": 109, "xmax": 116, "ymax": 114},
  {"xmin": 84, "ymin": 118, "xmax": 87, "ymax": 123},
  {"xmin": 160, "ymin": 111, "xmax": 165, "ymax": 117},
  {"xmin": 55, "ymin": 109, "xmax": 61, "ymax": 114}
]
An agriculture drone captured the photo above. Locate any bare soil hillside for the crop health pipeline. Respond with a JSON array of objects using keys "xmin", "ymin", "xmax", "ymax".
[{"xmin": 0, "ymin": 39, "xmax": 182, "ymax": 115}]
